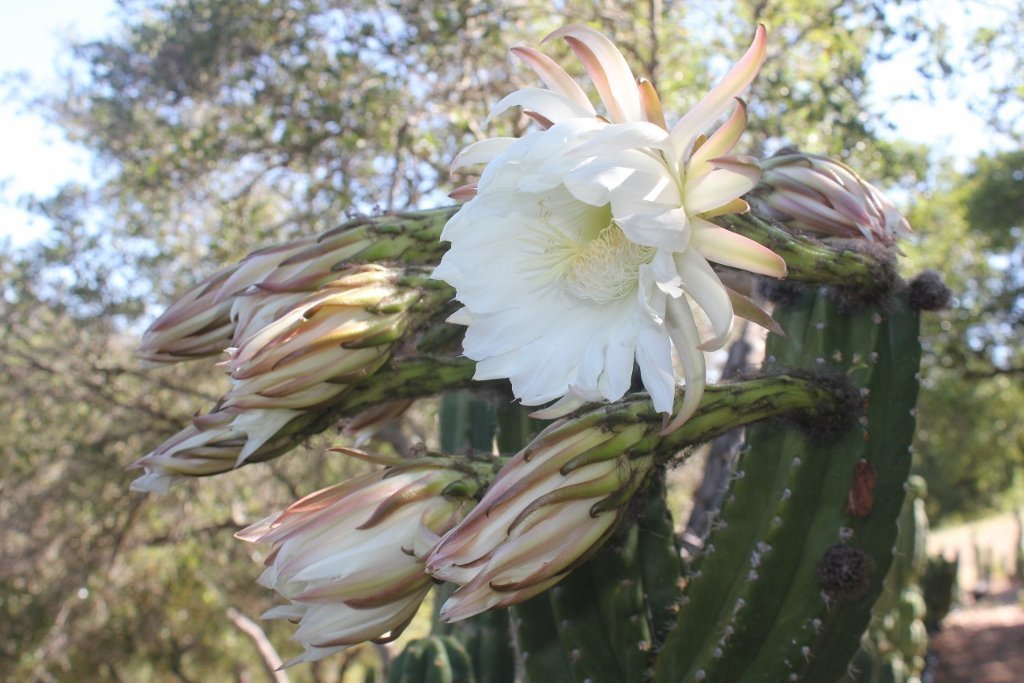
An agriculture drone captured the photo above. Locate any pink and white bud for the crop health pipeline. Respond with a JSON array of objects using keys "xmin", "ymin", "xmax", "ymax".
[
  {"xmin": 237, "ymin": 455, "xmax": 484, "ymax": 666},
  {"xmin": 130, "ymin": 265, "xmax": 431, "ymax": 492},
  {"xmin": 426, "ymin": 417, "xmax": 653, "ymax": 621},
  {"xmin": 758, "ymin": 153, "xmax": 912, "ymax": 244},
  {"xmin": 136, "ymin": 227, "xmax": 373, "ymax": 366}
]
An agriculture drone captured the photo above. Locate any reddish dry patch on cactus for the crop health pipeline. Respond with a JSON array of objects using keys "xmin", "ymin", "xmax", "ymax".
[{"xmin": 845, "ymin": 459, "xmax": 877, "ymax": 518}]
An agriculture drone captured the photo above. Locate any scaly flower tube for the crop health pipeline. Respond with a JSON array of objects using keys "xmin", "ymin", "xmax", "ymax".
[
  {"xmin": 237, "ymin": 452, "xmax": 488, "ymax": 666},
  {"xmin": 426, "ymin": 416, "xmax": 654, "ymax": 621},
  {"xmin": 756, "ymin": 152, "xmax": 912, "ymax": 244},
  {"xmin": 433, "ymin": 25, "xmax": 787, "ymax": 433}
]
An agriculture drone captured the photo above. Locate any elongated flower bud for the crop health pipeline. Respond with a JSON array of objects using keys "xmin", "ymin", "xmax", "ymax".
[
  {"xmin": 130, "ymin": 265, "xmax": 448, "ymax": 492},
  {"xmin": 426, "ymin": 416, "xmax": 655, "ymax": 621},
  {"xmin": 136, "ymin": 209, "xmax": 455, "ymax": 366},
  {"xmin": 237, "ymin": 452, "xmax": 489, "ymax": 666},
  {"xmin": 756, "ymin": 153, "xmax": 912, "ymax": 244}
]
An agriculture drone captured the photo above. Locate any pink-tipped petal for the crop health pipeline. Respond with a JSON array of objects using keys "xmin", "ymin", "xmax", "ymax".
[
  {"xmin": 449, "ymin": 184, "xmax": 478, "ymax": 201},
  {"xmin": 670, "ymin": 24, "xmax": 767, "ymax": 160},
  {"xmin": 690, "ymin": 218, "xmax": 788, "ymax": 277},
  {"xmin": 638, "ymin": 77, "xmax": 667, "ymax": 129},
  {"xmin": 510, "ymin": 46, "xmax": 595, "ymax": 113},
  {"xmin": 688, "ymin": 99, "xmax": 749, "ymax": 178},
  {"xmin": 546, "ymin": 25, "xmax": 643, "ymax": 123}
]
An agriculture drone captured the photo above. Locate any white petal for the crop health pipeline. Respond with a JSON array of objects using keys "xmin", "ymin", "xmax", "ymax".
[
  {"xmin": 635, "ymin": 324, "xmax": 676, "ymax": 413},
  {"xmin": 615, "ymin": 206, "xmax": 690, "ymax": 252},
  {"xmin": 451, "ymin": 137, "xmax": 517, "ymax": 172},
  {"xmin": 684, "ymin": 164, "xmax": 760, "ymax": 215},
  {"xmin": 674, "ymin": 248, "xmax": 733, "ymax": 351},
  {"xmin": 662, "ymin": 297, "xmax": 707, "ymax": 433},
  {"xmin": 486, "ymin": 87, "xmax": 595, "ymax": 125}
]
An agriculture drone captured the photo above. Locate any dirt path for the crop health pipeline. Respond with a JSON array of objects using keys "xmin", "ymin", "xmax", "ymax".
[{"xmin": 931, "ymin": 586, "xmax": 1024, "ymax": 683}]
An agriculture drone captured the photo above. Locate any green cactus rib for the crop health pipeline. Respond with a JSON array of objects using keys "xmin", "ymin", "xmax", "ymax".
[
  {"xmin": 388, "ymin": 634, "xmax": 476, "ymax": 683},
  {"xmin": 652, "ymin": 287, "xmax": 921, "ymax": 683}
]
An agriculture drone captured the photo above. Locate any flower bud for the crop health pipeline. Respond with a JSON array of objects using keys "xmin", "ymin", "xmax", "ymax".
[
  {"xmin": 130, "ymin": 265, "xmax": 435, "ymax": 492},
  {"xmin": 137, "ymin": 226, "xmax": 373, "ymax": 366},
  {"xmin": 237, "ymin": 453, "xmax": 485, "ymax": 666},
  {"xmin": 426, "ymin": 417, "xmax": 653, "ymax": 621},
  {"xmin": 757, "ymin": 153, "xmax": 912, "ymax": 244}
]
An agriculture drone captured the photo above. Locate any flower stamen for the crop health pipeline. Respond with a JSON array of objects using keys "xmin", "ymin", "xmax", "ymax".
[{"xmin": 561, "ymin": 223, "xmax": 654, "ymax": 303}]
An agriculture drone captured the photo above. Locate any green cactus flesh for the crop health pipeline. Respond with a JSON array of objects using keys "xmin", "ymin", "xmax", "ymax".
[{"xmin": 653, "ymin": 286, "xmax": 921, "ymax": 683}]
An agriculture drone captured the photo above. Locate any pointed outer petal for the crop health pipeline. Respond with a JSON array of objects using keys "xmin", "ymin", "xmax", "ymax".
[
  {"xmin": 635, "ymin": 324, "xmax": 676, "ymax": 413},
  {"xmin": 448, "ymin": 184, "xmax": 478, "ymax": 201},
  {"xmin": 689, "ymin": 217, "xmax": 787, "ymax": 277},
  {"xmin": 661, "ymin": 296, "xmax": 706, "ymax": 435},
  {"xmin": 763, "ymin": 191, "xmax": 857, "ymax": 237},
  {"xmin": 684, "ymin": 157, "xmax": 761, "ymax": 215},
  {"xmin": 674, "ymin": 248, "xmax": 734, "ymax": 351},
  {"xmin": 485, "ymin": 87, "xmax": 595, "ymax": 125},
  {"xmin": 565, "ymin": 121, "xmax": 671, "ymax": 158},
  {"xmin": 450, "ymin": 137, "xmax": 517, "ymax": 172},
  {"xmin": 334, "ymin": 572, "xmax": 432, "ymax": 609},
  {"xmin": 545, "ymin": 25, "xmax": 642, "ymax": 123},
  {"xmin": 294, "ymin": 590, "xmax": 427, "ymax": 646},
  {"xmin": 725, "ymin": 286, "xmax": 785, "ymax": 337},
  {"xmin": 616, "ymin": 206, "xmax": 691, "ymax": 251},
  {"xmin": 510, "ymin": 45, "xmax": 595, "ymax": 112},
  {"xmin": 528, "ymin": 391, "xmax": 591, "ymax": 420},
  {"xmin": 637, "ymin": 262, "xmax": 668, "ymax": 325},
  {"xmin": 669, "ymin": 24, "xmax": 767, "ymax": 160},
  {"xmin": 699, "ymin": 197, "xmax": 749, "ymax": 219},
  {"xmin": 638, "ymin": 77, "xmax": 667, "ymax": 129},
  {"xmin": 688, "ymin": 99, "xmax": 748, "ymax": 178},
  {"xmin": 234, "ymin": 409, "xmax": 304, "ymax": 464}
]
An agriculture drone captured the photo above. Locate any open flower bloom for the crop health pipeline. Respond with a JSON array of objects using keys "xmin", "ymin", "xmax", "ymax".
[
  {"xmin": 757, "ymin": 152, "xmax": 912, "ymax": 244},
  {"xmin": 426, "ymin": 415, "xmax": 653, "ymax": 621},
  {"xmin": 433, "ymin": 25, "xmax": 786, "ymax": 433},
  {"xmin": 237, "ymin": 453, "xmax": 483, "ymax": 666}
]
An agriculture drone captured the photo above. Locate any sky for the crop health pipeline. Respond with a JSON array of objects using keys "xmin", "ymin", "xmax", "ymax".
[{"xmin": 0, "ymin": 1, "xmax": 1012, "ymax": 248}]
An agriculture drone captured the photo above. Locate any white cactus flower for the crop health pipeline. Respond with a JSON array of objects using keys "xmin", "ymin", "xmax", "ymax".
[{"xmin": 434, "ymin": 24, "xmax": 786, "ymax": 433}]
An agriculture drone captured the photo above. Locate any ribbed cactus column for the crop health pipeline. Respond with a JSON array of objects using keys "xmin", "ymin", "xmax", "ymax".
[{"xmin": 653, "ymin": 286, "xmax": 922, "ymax": 683}]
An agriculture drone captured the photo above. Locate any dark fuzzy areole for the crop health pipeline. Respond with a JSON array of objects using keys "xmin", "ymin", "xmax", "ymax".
[
  {"xmin": 908, "ymin": 270, "xmax": 952, "ymax": 311},
  {"xmin": 817, "ymin": 543, "xmax": 874, "ymax": 598}
]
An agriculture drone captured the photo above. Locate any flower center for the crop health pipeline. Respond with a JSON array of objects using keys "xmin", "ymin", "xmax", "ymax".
[{"xmin": 562, "ymin": 223, "xmax": 654, "ymax": 303}]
